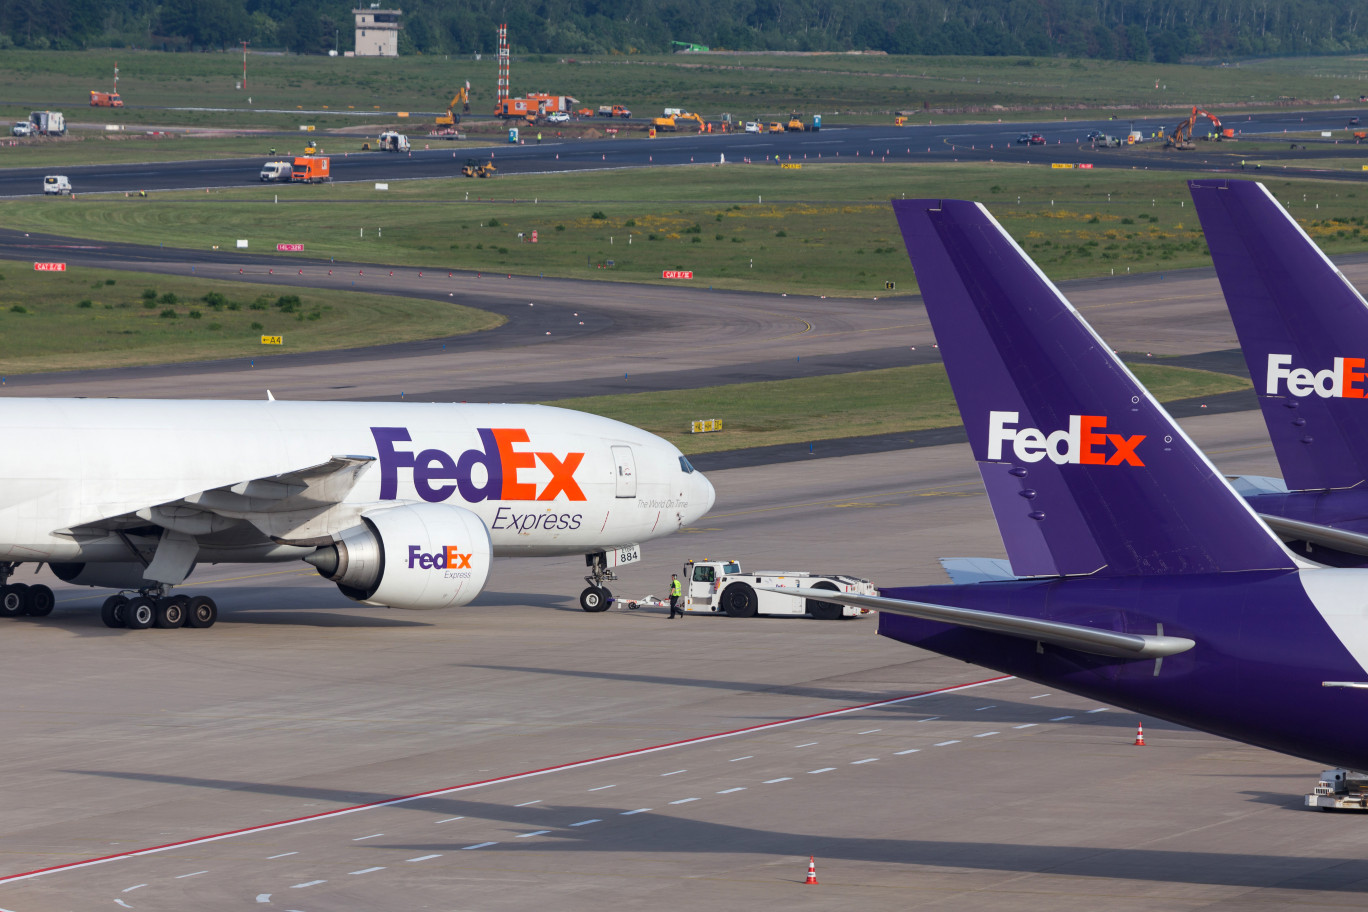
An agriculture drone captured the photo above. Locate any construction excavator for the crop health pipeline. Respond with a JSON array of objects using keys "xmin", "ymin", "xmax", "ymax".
[
  {"xmin": 1165, "ymin": 106, "xmax": 1234, "ymax": 149},
  {"xmin": 436, "ymin": 83, "xmax": 471, "ymax": 128}
]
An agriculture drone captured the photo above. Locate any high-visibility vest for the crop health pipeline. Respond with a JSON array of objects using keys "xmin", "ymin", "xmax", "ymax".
[{"xmin": 671, "ymin": 579, "xmax": 682, "ymax": 597}]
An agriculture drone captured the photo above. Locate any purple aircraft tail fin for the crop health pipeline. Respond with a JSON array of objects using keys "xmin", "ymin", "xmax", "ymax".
[
  {"xmin": 1190, "ymin": 178, "xmax": 1368, "ymax": 492},
  {"xmin": 892, "ymin": 199, "xmax": 1296, "ymax": 577}
]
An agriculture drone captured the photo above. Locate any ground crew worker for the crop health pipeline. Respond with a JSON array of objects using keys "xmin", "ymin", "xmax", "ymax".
[
  {"xmin": 537, "ymin": 132, "xmax": 542, "ymax": 144},
  {"xmin": 668, "ymin": 574, "xmax": 683, "ymax": 618}
]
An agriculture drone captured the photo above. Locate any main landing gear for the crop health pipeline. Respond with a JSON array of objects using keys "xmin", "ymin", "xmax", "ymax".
[
  {"xmin": 0, "ymin": 562, "xmax": 55, "ymax": 618},
  {"xmin": 100, "ymin": 587, "xmax": 218, "ymax": 630},
  {"xmin": 580, "ymin": 552, "xmax": 617, "ymax": 613}
]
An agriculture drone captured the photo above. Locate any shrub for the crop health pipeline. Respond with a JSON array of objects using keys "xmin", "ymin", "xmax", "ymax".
[
  {"xmin": 275, "ymin": 294, "xmax": 301, "ymax": 313},
  {"xmin": 250, "ymin": 321, "xmax": 263, "ymax": 330},
  {"xmin": 624, "ymin": 218, "xmax": 635, "ymax": 227},
  {"xmin": 77, "ymin": 299, "xmax": 93, "ymax": 308},
  {"xmin": 555, "ymin": 224, "xmax": 565, "ymax": 231},
  {"xmin": 590, "ymin": 211, "xmax": 606, "ymax": 219},
  {"xmin": 249, "ymin": 296, "xmax": 270, "ymax": 311},
  {"xmin": 158, "ymin": 292, "xmax": 178, "ymax": 306},
  {"xmin": 105, "ymin": 278, "xmax": 115, "ymax": 285},
  {"xmin": 143, "ymin": 300, "xmax": 157, "ymax": 309},
  {"xmin": 188, "ymin": 310, "xmax": 202, "ymax": 319},
  {"xmin": 487, "ymin": 217, "xmax": 501, "ymax": 227},
  {"xmin": 10, "ymin": 305, "xmax": 26, "ymax": 314},
  {"xmin": 160, "ymin": 308, "xmax": 178, "ymax": 318},
  {"xmin": 208, "ymin": 322, "xmax": 222, "ymax": 330},
  {"xmin": 776, "ymin": 230, "xmax": 787, "ymax": 237},
  {"xmin": 202, "ymin": 291, "xmax": 226, "ymax": 308},
  {"xmin": 141, "ymin": 288, "xmax": 156, "ymax": 300}
]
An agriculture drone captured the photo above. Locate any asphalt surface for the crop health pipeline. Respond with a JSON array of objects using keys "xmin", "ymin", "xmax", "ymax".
[
  {"xmin": 4, "ymin": 108, "xmax": 1368, "ymax": 196},
  {"xmin": 0, "ymin": 411, "xmax": 1360, "ymax": 911}
]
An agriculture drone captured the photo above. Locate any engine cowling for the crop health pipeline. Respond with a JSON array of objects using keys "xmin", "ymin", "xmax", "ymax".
[
  {"xmin": 50, "ymin": 561, "xmax": 170, "ymax": 590},
  {"xmin": 305, "ymin": 503, "xmax": 492, "ymax": 609}
]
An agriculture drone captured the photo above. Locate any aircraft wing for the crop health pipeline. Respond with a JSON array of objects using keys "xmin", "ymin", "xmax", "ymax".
[
  {"xmin": 763, "ymin": 587, "xmax": 1195, "ymax": 659},
  {"xmin": 59, "ymin": 455, "xmax": 376, "ymax": 542},
  {"xmin": 1257, "ymin": 514, "xmax": 1368, "ymax": 559}
]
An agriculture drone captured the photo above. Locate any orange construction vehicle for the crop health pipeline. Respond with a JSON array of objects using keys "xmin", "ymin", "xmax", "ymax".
[
  {"xmin": 436, "ymin": 83, "xmax": 470, "ymax": 127},
  {"xmin": 1166, "ymin": 107, "xmax": 1227, "ymax": 149},
  {"xmin": 90, "ymin": 91, "xmax": 122, "ymax": 107},
  {"xmin": 290, "ymin": 156, "xmax": 331, "ymax": 183}
]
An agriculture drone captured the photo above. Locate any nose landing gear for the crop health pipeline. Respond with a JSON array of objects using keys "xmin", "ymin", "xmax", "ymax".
[{"xmin": 580, "ymin": 552, "xmax": 616, "ymax": 612}]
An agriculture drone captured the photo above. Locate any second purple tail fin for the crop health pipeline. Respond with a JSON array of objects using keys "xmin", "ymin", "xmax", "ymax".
[
  {"xmin": 1190, "ymin": 178, "xmax": 1368, "ymax": 491},
  {"xmin": 893, "ymin": 198, "xmax": 1295, "ymax": 578}
]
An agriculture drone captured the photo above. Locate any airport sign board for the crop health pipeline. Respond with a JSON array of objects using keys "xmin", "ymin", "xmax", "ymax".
[
  {"xmin": 276, "ymin": 244, "xmax": 304, "ymax": 252},
  {"xmin": 33, "ymin": 262, "xmax": 66, "ymax": 272},
  {"xmin": 662, "ymin": 270, "xmax": 693, "ymax": 279}
]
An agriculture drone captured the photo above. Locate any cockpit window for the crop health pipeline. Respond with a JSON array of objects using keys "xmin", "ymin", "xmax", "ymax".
[{"xmin": 679, "ymin": 455, "xmax": 695, "ymax": 474}]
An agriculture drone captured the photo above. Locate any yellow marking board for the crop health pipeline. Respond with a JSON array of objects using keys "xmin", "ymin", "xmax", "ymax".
[
  {"xmin": 691, "ymin": 418, "xmax": 724, "ymax": 433},
  {"xmin": 1051, "ymin": 162, "xmax": 1075, "ymax": 169},
  {"xmin": 781, "ymin": 163, "xmax": 802, "ymax": 169},
  {"xmin": 261, "ymin": 335, "xmax": 283, "ymax": 345}
]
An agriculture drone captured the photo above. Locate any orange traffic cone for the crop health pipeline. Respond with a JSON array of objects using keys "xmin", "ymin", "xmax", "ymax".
[
  {"xmin": 804, "ymin": 856, "xmax": 819, "ymax": 885},
  {"xmin": 1134, "ymin": 722, "xmax": 1146, "ymax": 746}
]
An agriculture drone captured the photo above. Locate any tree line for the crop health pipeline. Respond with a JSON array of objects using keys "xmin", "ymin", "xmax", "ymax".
[{"xmin": 1, "ymin": 0, "xmax": 1366, "ymax": 62}]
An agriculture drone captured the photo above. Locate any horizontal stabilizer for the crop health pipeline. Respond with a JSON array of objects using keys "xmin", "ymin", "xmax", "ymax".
[
  {"xmin": 1257, "ymin": 514, "xmax": 1368, "ymax": 558},
  {"xmin": 938, "ymin": 557, "xmax": 1019, "ymax": 584},
  {"xmin": 762, "ymin": 586, "xmax": 1196, "ymax": 659}
]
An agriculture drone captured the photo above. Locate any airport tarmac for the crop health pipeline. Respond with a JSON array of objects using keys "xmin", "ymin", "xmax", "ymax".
[{"xmin": 2, "ymin": 409, "xmax": 1366, "ymax": 911}]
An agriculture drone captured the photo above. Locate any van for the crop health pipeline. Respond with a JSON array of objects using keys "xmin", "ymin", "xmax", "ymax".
[
  {"xmin": 259, "ymin": 161, "xmax": 291, "ymax": 182},
  {"xmin": 744, "ymin": 121, "xmax": 761, "ymax": 134},
  {"xmin": 43, "ymin": 175, "xmax": 72, "ymax": 195}
]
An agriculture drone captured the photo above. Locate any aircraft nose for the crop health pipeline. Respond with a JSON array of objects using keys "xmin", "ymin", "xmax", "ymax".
[{"xmin": 691, "ymin": 470, "xmax": 716, "ymax": 521}]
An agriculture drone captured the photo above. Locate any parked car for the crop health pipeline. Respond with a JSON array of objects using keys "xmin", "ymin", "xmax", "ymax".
[
  {"xmin": 1085, "ymin": 130, "xmax": 1103, "ymax": 141},
  {"xmin": 744, "ymin": 121, "xmax": 761, "ymax": 134},
  {"xmin": 546, "ymin": 111, "xmax": 570, "ymax": 124},
  {"xmin": 1016, "ymin": 132, "xmax": 1032, "ymax": 144},
  {"xmin": 1029, "ymin": 133, "xmax": 1046, "ymax": 145}
]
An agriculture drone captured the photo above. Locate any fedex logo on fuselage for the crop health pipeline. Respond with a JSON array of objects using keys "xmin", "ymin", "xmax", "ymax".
[
  {"xmin": 373, "ymin": 427, "xmax": 586, "ymax": 504},
  {"xmin": 987, "ymin": 411, "xmax": 1145, "ymax": 466},
  {"xmin": 1266, "ymin": 354, "xmax": 1368, "ymax": 399}
]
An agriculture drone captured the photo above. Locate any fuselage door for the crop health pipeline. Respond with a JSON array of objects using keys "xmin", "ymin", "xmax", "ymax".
[{"xmin": 612, "ymin": 445, "xmax": 637, "ymax": 498}]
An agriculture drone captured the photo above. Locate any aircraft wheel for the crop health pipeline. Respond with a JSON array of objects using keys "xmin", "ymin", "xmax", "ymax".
[
  {"xmin": 806, "ymin": 581, "xmax": 845, "ymax": 620},
  {"xmin": 579, "ymin": 586, "xmax": 610, "ymax": 612},
  {"xmin": 185, "ymin": 595, "xmax": 218, "ymax": 628},
  {"xmin": 0, "ymin": 584, "xmax": 27, "ymax": 618},
  {"xmin": 154, "ymin": 596, "xmax": 187, "ymax": 629},
  {"xmin": 101, "ymin": 595, "xmax": 128, "ymax": 629},
  {"xmin": 124, "ymin": 596, "xmax": 155, "ymax": 630},
  {"xmin": 722, "ymin": 583, "xmax": 758, "ymax": 618},
  {"xmin": 23, "ymin": 584, "xmax": 54, "ymax": 617}
]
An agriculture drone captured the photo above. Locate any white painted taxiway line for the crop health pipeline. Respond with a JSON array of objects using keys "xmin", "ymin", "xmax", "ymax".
[{"xmin": 0, "ymin": 675, "xmax": 1011, "ymax": 887}]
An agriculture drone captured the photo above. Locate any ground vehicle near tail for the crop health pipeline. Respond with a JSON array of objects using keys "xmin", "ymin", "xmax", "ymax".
[
  {"xmin": 43, "ymin": 175, "xmax": 72, "ymax": 195},
  {"xmin": 259, "ymin": 161, "xmax": 291, "ymax": 182},
  {"xmin": 90, "ymin": 91, "xmax": 122, "ymax": 107},
  {"xmin": 378, "ymin": 131, "xmax": 409, "ymax": 152},
  {"xmin": 681, "ymin": 559, "xmax": 875, "ymax": 619},
  {"xmin": 598, "ymin": 104, "xmax": 631, "ymax": 118},
  {"xmin": 290, "ymin": 156, "xmax": 330, "ymax": 183},
  {"xmin": 29, "ymin": 111, "xmax": 65, "ymax": 136}
]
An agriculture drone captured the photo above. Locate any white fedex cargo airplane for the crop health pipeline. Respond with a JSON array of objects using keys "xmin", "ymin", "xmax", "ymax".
[{"xmin": 0, "ymin": 399, "xmax": 714, "ymax": 629}]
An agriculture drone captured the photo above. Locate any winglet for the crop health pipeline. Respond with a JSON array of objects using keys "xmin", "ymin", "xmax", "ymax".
[
  {"xmin": 1189, "ymin": 178, "xmax": 1368, "ymax": 491},
  {"xmin": 892, "ymin": 198, "xmax": 1296, "ymax": 576}
]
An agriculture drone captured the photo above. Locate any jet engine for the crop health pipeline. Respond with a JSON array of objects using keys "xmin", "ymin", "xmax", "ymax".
[
  {"xmin": 305, "ymin": 503, "xmax": 492, "ymax": 609},
  {"xmin": 50, "ymin": 561, "xmax": 168, "ymax": 590}
]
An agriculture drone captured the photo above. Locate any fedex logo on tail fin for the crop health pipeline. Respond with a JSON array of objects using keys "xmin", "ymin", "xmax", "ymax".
[
  {"xmin": 987, "ymin": 411, "xmax": 1145, "ymax": 466},
  {"xmin": 373, "ymin": 427, "xmax": 587, "ymax": 504},
  {"xmin": 1266, "ymin": 354, "xmax": 1368, "ymax": 399}
]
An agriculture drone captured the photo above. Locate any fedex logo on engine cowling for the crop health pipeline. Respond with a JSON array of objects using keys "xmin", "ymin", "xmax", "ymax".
[
  {"xmin": 987, "ymin": 411, "xmax": 1145, "ymax": 466},
  {"xmin": 373, "ymin": 427, "xmax": 586, "ymax": 503},
  {"xmin": 1266, "ymin": 354, "xmax": 1368, "ymax": 399}
]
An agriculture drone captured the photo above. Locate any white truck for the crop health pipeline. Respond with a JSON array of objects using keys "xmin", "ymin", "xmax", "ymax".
[
  {"xmin": 43, "ymin": 175, "xmax": 72, "ymax": 195},
  {"xmin": 259, "ymin": 161, "xmax": 292, "ymax": 182},
  {"xmin": 11, "ymin": 121, "xmax": 32, "ymax": 137},
  {"xmin": 378, "ymin": 131, "xmax": 410, "ymax": 152},
  {"xmin": 681, "ymin": 559, "xmax": 875, "ymax": 619},
  {"xmin": 29, "ymin": 111, "xmax": 65, "ymax": 136}
]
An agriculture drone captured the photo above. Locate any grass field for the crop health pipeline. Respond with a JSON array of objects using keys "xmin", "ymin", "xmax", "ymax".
[
  {"xmin": 4, "ymin": 162, "xmax": 1366, "ymax": 297},
  {"xmin": 3, "ymin": 49, "xmax": 1368, "ymax": 138},
  {"xmin": 0, "ymin": 264, "xmax": 502, "ymax": 374},
  {"xmin": 542, "ymin": 362, "xmax": 1251, "ymax": 454}
]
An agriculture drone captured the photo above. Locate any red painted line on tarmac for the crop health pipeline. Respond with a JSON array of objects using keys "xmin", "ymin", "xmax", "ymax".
[{"xmin": 0, "ymin": 674, "xmax": 1011, "ymax": 886}]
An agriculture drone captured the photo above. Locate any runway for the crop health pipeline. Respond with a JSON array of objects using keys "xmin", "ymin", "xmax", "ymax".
[
  {"xmin": 2, "ymin": 108, "xmax": 1367, "ymax": 197},
  {"xmin": 1, "ymin": 411, "xmax": 1364, "ymax": 910}
]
